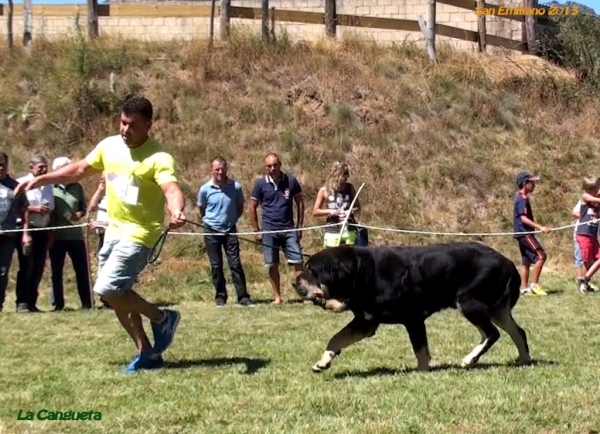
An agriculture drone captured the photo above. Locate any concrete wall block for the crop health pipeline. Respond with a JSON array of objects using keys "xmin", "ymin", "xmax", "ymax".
[
  {"xmin": 384, "ymin": 5, "xmax": 400, "ymax": 15},
  {"xmin": 369, "ymin": 5, "xmax": 387, "ymax": 16},
  {"xmin": 436, "ymin": 12, "xmax": 451, "ymax": 22}
]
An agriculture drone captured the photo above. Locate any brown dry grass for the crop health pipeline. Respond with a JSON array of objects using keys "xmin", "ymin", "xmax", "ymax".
[{"xmin": 0, "ymin": 28, "xmax": 599, "ymax": 277}]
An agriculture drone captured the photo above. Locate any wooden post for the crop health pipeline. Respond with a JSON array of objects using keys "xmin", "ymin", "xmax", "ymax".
[
  {"xmin": 220, "ymin": 0, "xmax": 231, "ymax": 40},
  {"xmin": 87, "ymin": 0, "xmax": 98, "ymax": 39},
  {"xmin": 522, "ymin": 0, "xmax": 536, "ymax": 52},
  {"xmin": 261, "ymin": 0, "xmax": 269, "ymax": 40},
  {"xmin": 23, "ymin": 0, "xmax": 32, "ymax": 46},
  {"xmin": 477, "ymin": 0, "xmax": 486, "ymax": 52},
  {"xmin": 325, "ymin": 0, "xmax": 336, "ymax": 38},
  {"xmin": 428, "ymin": 0, "xmax": 435, "ymax": 55},
  {"xmin": 270, "ymin": 6, "xmax": 276, "ymax": 41},
  {"xmin": 417, "ymin": 0, "xmax": 436, "ymax": 62},
  {"xmin": 7, "ymin": 0, "xmax": 13, "ymax": 50},
  {"xmin": 209, "ymin": 0, "xmax": 216, "ymax": 48}
]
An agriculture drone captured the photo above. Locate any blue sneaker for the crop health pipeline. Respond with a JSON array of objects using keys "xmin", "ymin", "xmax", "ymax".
[
  {"xmin": 122, "ymin": 352, "xmax": 165, "ymax": 374},
  {"xmin": 151, "ymin": 309, "xmax": 181, "ymax": 355}
]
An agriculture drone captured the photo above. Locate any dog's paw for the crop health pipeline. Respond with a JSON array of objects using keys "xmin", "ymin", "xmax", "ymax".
[
  {"xmin": 461, "ymin": 357, "xmax": 478, "ymax": 368},
  {"xmin": 516, "ymin": 356, "xmax": 532, "ymax": 366}
]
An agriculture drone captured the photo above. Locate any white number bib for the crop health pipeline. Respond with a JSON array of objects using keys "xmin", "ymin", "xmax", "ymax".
[{"xmin": 112, "ymin": 176, "xmax": 139, "ymax": 206}]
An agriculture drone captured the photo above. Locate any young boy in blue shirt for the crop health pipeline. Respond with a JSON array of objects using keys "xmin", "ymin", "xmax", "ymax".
[{"xmin": 513, "ymin": 171, "xmax": 550, "ymax": 296}]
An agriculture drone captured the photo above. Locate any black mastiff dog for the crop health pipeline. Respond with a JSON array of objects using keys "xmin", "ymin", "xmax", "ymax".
[{"xmin": 292, "ymin": 242, "xmax": 531, "ymax": 373}]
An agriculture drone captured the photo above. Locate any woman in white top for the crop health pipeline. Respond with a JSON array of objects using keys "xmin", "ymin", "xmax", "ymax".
[
  {"xmin": 87, "ymin": 174, "xmax": 112, "ymax": 309},
  {"xmin": 88, "ymin": 174, "xmax": 108, "ymax": 255}
]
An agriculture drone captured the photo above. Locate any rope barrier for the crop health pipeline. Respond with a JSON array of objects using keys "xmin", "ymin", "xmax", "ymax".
[
  {"xmin": 0, "ymin": 217, "xmax": 597, "ymax": 238},
  {"xmin": 353, "ymin": 219, "xmax": 597, "ymax": 237},
  {"xmin": 0, "ymin": 223, "xmax": 89, "ymax": 234}
]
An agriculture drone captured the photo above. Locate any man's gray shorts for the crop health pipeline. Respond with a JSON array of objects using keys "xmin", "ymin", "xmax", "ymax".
[{"xmin": 94, "ymin": 238, "xmax": 150, "ymax": 298}]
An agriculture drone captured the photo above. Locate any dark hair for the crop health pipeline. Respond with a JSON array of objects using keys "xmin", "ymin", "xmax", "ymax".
[
  {"xmin": 211, "ymin": 156, "xmax": 227, "ymax": 166},
  {"xmin": 122, "ymin": 94, "xmax": 153, "ymax": 121},
  {"xmin": 0, "ymin": 152, "xmax": 8, "ymax": 162}
]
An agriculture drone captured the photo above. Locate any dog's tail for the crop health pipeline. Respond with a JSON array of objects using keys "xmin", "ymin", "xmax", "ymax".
[{"xmin": 490, "ymin": 262, "xmax": 522, "ymax": 314}]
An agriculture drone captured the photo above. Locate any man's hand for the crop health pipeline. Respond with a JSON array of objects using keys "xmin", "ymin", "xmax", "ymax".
[
  {"xmin": 169, "ymin": 209, "xmax": 186, "ymax": 229},
  {"xmin": 89, "ymin": 221, "xmax": 108, "ymax": 230},
  {"xmin": 72, "ymin": 211, "xmax": 85, "ymax": 222},
  {"xmin": 30, "ymin": 205, "xmax": 50, "ymax": 215},
  {"xmin": 22, "ymin": 233, "xmax": 32, "ymax": 247},
  {"xmin": 540, "ymin": 226, "xmax": 551, "ymax": 234},
  {"xmin": 14, "ymin": 178, "xmax": 39, "ymax": 197}
]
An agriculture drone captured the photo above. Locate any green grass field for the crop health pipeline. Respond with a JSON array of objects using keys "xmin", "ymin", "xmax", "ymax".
[{"xmin": 1, "ymin": 272, "xmax": 600, "ymax": 434}]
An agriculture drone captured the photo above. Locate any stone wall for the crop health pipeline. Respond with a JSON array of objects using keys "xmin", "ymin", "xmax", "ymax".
[{"xmin": 0, "ymin": 0, "xmax": 524, "ymax": 52}]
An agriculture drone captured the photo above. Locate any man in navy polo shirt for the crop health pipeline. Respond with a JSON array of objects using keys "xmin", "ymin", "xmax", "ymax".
[
  {"xmin": 248, "ymin": 153, "xmax": 305, "ymax": 305},
  {"xmin": 198, "ymin": 157, "xmax": 254, "ymax": 307}
]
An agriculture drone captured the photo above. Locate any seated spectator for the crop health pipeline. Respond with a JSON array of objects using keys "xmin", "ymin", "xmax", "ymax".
[{"xmin": 48, "ymin": 157, "xmax": 92, "ymax": 311}]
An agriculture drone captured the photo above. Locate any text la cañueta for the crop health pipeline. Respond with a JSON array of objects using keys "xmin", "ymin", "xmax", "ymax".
[{"xmin": 18, "ymin": 409, "xmax": 102, "ymax": 421}]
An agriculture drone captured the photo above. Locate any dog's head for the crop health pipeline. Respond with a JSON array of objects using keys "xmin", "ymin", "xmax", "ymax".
[
  {"xmin": 292, "ymin": 263, "xmax": 348, "ymax": 313},
  {"xmin": 292, "ymin": 270, "xmax": 328, "ymax": 304}
]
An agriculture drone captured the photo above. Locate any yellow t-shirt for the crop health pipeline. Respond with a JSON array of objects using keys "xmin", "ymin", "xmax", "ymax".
[{"xmin": 85, "ymin": 135, "xmax": 178, "ymax": 248}]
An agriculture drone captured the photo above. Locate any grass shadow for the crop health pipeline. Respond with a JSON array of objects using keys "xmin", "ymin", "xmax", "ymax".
[
  {"xmin": 163, "ymin": 357, "xmax": 271, "ymax": 374},
  {"xmin": 112, "ymin": 356, "xmax": 271, "ymax": 374},
  {"xmin": 331, "ymin": 359, "xmax": 559, "ymax": 379}
]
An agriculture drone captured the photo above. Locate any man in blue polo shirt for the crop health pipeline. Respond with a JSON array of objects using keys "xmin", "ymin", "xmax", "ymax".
[
  {"xmin": 248, "ymin": 153, "xmax": 305, "ymax": 305},
  {"xmin": 198, "ymin": 157, "xmax": 254, "ymax": 307}
]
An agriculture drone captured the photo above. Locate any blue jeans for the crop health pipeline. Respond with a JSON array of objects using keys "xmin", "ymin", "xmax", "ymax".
[
  {"xmin": 574, "ymin": 235, "xmax": 583, "ymax": 268},
  {"xmin": 94, "ymin": 239, "xmax": 150, "ymax": 298},
  {"xmin": 262, "ymin": 232, "xmax": 303, "ymax": 267}
]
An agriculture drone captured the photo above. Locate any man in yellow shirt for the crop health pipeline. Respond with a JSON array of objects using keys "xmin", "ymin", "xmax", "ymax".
[{"xmin": 16, "ymin": 95, "xmax": 186, "ymax": 373}]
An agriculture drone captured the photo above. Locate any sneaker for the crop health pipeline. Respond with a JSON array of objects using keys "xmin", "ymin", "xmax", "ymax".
[
  {"xmin": 529, "ymin": 284, "xmax": 548, "ymax": 296},
  {"xmin": 587, "ymin": 281, "xmax": 598, "ymax": 292},
  {"xmin": 216, "ymin": 298, "xmax": 226, "ymax": 308},
  {"xmin": 16, "ymin": 304, "xmax": 30, "ymax": 313},
  {"xmin": 239, "ymin": 298, "xmax": 255, "ymax": 307},
  {"xmin": 578, "ymin": 278, "xmax": 591, "ymax": 294},
  {"xmin": 123, "ymin": 352, "xmax": 165, "ymax": 374},
  {"xmin": 520, "ymin": 287, "xmax": 533, "ymax": 295},
  {"xmin": 151, "ymin": 309, "xmax": 181, "ymax": 355}
]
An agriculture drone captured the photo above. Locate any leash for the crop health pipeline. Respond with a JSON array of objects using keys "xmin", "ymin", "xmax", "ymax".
[
  {"xmin": 147, "ymin": 227, "xmax": 170, "ymax": 264},
  {"xmin": 147, "ymin": 217, "xmax": 341, "ymax": 264}
]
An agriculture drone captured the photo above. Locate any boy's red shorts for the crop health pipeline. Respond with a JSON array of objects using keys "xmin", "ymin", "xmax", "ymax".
[{"xmin": 576, "ymin": 234, "xmax": 600, "ymax": 263}]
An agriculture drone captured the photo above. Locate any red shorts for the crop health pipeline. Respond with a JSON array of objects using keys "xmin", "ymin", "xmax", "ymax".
[{"xmin": 576, "ymin": 234, "xmax": 600, "ymax": 263}]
